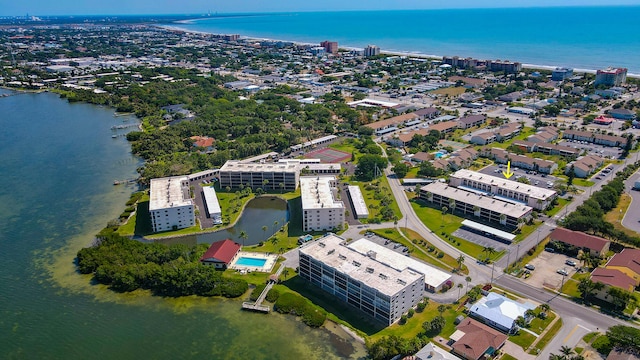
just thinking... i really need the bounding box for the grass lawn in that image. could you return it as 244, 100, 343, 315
117, 193, 150, 236
529, 318, 563, 354
561, 272, 589, 298
573, 178, 595, 187
501, 355, 518, 360
509, 331, 537, 350
431, 87, 466, 96
410, 199, 502, 261
404, 167, 421, 179
546, 198, 570, 217
582, 332, 599, 344
528, 311, 556, 335
329, 138, 362, 161
514, 221, 540, 242
604, 193, 637, 238
349, 175, 402, 223
370, 228, 466, 274
370, 301, 462, 342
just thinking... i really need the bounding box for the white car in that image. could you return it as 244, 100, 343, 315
557, 268, 569, 276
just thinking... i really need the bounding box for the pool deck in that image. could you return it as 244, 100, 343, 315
229, 251, 278, 273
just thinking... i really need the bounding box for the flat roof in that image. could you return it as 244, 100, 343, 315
461, 220, 516, 241
347, 185, 369, 218
451, 169, 557, 200
305, 163, 342, 171
240, 152, 279, 163
290, 135, 338, 150
422, 182, 532, 218
202, 186, 222, 217
219, 160, 299, 173
347, 98, 399, 108
300, 176, 344, 210
348, 238, 451, 289
300, 234, 423, 296
149, 176, 193, 210
188, 169, 219, 180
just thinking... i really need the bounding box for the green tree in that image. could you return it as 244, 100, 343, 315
392, 162, 409, 178
354, 154, 387, 181
606, 325, 640, 353
239, 230, 248, 247
456, 254, 465, 270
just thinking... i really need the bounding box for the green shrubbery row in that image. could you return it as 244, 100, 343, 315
77, 233, 248, 298
274, 292, 327, 327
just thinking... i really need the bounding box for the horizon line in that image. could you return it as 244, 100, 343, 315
3, 4, 640, 18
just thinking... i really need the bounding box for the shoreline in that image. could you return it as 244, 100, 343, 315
159, 23, 640, 78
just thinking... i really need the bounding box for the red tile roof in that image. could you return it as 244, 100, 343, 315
606, 248, 640, 276
550, 228, 610, 253
452, 318, 508, 360
190, 136, 215, 148
200, 239, 241, 264
591, 268, 636, 291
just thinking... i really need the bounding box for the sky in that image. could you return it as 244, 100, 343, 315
1, 0, 640, 16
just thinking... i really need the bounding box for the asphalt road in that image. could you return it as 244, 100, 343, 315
621, 167, 640, 233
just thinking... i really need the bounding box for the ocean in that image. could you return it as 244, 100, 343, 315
172, 6, 640, 74
0, 89, 362, 359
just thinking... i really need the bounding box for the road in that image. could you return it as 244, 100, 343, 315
621, 166, 640, 233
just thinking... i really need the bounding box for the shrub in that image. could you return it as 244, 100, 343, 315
265, 288, 280, 303
274, 293, 307, 315
437, 251, 444, 258
408, 308, 415, 318
249, 284, 266, 301
399, 315, 408, 325
427, 245, 435, 252
592, 335, 613, 355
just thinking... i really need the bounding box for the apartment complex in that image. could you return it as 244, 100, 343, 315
301, 176, 345, 232
364, 45, 380, 57
298, 234, 424, 325
320, 40, 338, 54
449, 169, 557, 210
149, 176, 195, 233
419, 182, 533, 228
595, 67, 627, 86
218, 160, 299, 191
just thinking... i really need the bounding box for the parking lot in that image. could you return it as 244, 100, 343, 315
557, 140, 623, 160
521, 250, 579, 289
478, 165, 560, 190
452, 228, 509, 252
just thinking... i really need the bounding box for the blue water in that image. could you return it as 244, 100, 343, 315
235, 257, 268, 267
174, 6, 640, 73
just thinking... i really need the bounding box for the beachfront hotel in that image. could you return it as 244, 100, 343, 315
298, 234, 424, 325
301, 176, 344, 232
149, 176, 195, 233
218, 160, 300, 191
595, 67, 627, 86
448, 169, 557, 211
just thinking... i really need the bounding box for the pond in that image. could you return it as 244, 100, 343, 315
160, 196, 289, 246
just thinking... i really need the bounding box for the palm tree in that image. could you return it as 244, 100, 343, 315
279, 182, 285, 193
437, 305, 447, 316
465, 276, 472, 293
457, 283, 464, 299
483, 246, 496, 262
273, 220, 279, 232
559, 346, 574, 358
239, 230, 248, 247
441, 206, 448, 225
456, 254, 465, 271
262, 225, 268, 239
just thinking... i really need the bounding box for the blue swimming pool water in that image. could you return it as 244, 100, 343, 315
236, 257, 267, 267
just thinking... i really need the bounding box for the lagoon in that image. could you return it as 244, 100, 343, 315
0, 90, 362, 359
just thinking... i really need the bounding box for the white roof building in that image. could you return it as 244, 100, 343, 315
348, 238, 452, 292
469, 292, 536, 333
347, 185, 369, 219
202, 186, 222, 224
149, 176, 195, 233
301, 176, 344, 232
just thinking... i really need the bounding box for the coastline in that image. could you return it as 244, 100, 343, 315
159, 23, 640, 78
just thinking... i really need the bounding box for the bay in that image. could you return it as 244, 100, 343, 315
0, 89, 363, 359
175, 6, 640, 73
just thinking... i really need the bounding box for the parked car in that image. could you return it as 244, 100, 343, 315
525, 264, 535, 271
545, 247, 555, 253
566, 260, 577, 267
557, 268, 569, 276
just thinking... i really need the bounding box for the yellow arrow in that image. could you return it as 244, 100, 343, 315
502, 161, 514, 179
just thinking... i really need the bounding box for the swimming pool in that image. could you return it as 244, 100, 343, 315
235, 257, 267, 267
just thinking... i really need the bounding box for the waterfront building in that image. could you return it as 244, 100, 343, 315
202, 186, 222, 224
149, 176, 195, 233
301, 176, 344, 232
418, 182, 532, 228
486, 60, 522, 73
551, 67, 573, 81
595, 67, 627, 86
298, 234, 424, 325
320, 40, 338, 54
199, 239, 242, 269
449, 169, 557, 210
218, 160, 299, 191
364, 45, 380, 57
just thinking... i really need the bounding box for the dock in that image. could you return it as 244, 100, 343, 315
241, 264, 285, 313
113, 178, 138, 185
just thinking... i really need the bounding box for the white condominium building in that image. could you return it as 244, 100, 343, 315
149, 176, 195, 233
299, 234, 424, 325
301, 176, 344, 232
218, 160, 299, 192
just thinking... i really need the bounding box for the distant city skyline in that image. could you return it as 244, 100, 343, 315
2, 0, 640, 16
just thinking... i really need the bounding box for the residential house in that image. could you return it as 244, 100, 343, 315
480, 148, 557, 174
365, 113, 420, 134
199, 239, 242, 269
468, 292, 536, 334
411, 151, 434, 163
566, 155, 604, 178
549, 227, 610, 257
512, 140, 579, 157
415, 342, 460, 360
606, 348, 640, 360
429, 120, 459, 134
470, 131, 496, 145
457, 114, 486, 129
494, 122, 522, 142
450, 318, 508, 360
593, 115, 615, 125
498, 91, 523, 102
562, 129, 629, 148
590, 267, 636, 303
608, 108, 637, 120
528, 126, 559, 143
447, 148, 478, 170
604, 248, 640, 286
414, 107, 441, 120
386, 128, 429, 148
